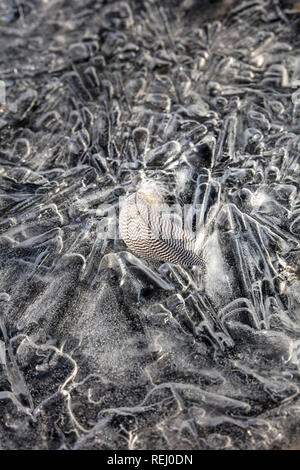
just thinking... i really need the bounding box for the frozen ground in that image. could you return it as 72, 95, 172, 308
0, 0, 299, 450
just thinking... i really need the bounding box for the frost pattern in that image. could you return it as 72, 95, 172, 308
0, 0, 299, 450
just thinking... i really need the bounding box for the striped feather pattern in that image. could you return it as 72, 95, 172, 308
119, 189, 205, 266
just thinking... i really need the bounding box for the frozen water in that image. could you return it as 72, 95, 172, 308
0, 0, 299, 450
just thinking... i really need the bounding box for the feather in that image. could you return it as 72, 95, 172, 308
119, 187, 205, 266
